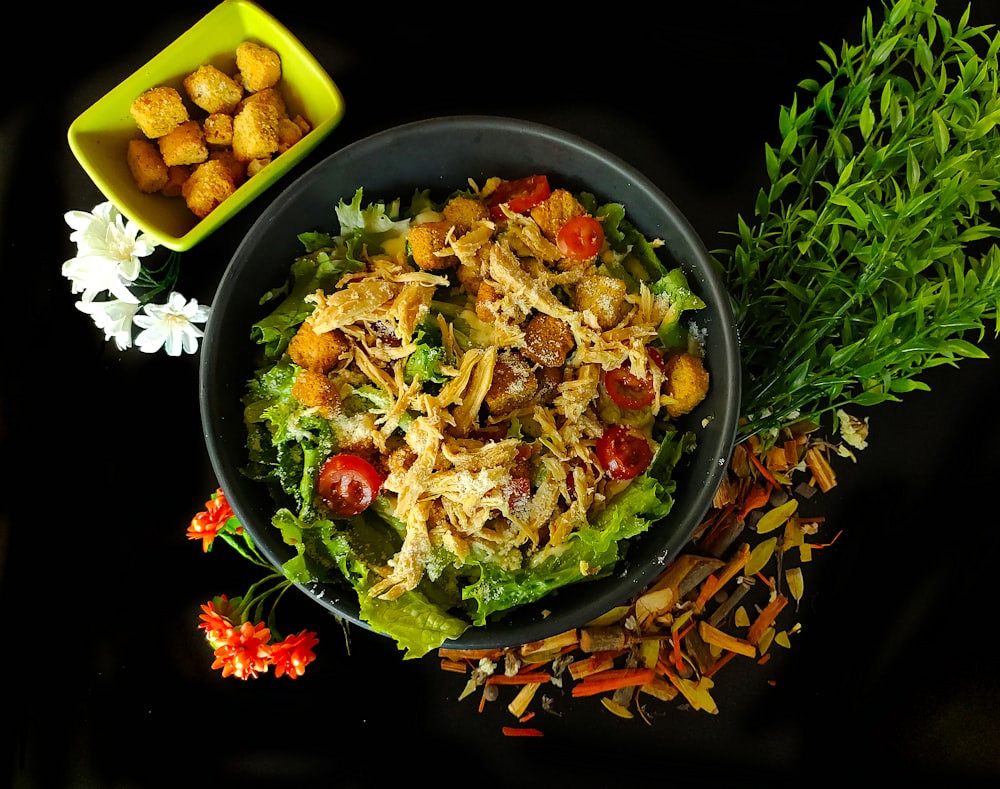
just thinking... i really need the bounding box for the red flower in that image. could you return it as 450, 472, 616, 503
187, 488, 239, 552
211, 621, 273, 680
198, 596, 237, 643
270, 630, 320, 679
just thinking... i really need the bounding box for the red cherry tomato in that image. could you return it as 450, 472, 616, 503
604, 365, 655, 410
596, 425, 653, 480
557, 215, 604, 260
487, 175, 551, 221
648, 347, 665, 370
317, 454, 383, 517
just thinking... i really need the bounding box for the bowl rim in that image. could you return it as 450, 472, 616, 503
200, 114, 741, 649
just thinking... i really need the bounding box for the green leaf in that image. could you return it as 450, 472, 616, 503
860, 95, 876, 140
887, 0, 911, 28
872, 33, 902, 65
764, 141, 781, 182
906, 148, 922, 193
779, 125, 799, 160
828, 193, 870, 228
944, 338, 990, 359
915, 34, 935, 73
889, 377, 931, 393
931, 108, 950, 155
970, 107, 1000, 140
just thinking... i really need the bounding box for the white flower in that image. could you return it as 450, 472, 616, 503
62, 254, 142, 304
62, 202, 156, 304
75, 299, 140, 350
65, 202, 156, 269
133, 291, 211, 356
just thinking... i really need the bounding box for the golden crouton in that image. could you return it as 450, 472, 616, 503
209, 149, 246, 187
485, 350, 538, 414
522, 313, 575, 367
157, 120, 209, 167
535, 365, 564, 403
246, 157, 271, 177
385, 445, 416, 478
238, 86, 287, 118
291, 368, 340, 415
236, 41, 282, 92
181, 158, 236, 218
126, 138, 169, 193
276, 116, 304, 153
475, 280, 502, 322
408, 221, 457, 270
288, 325, 349, 373
442, 196, 489, 233
160, 165, 192, 197
530, 188, 586, 240
202, 113, 235, 147
130, 86, 189, 138
455, 259, 484, 298
662, 352, 710, 417
232, 100, 280, 161
575, 274, 628, 330
183, 64, 244, 114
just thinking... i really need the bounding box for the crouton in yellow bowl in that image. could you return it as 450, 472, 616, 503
67, 0, 345, 251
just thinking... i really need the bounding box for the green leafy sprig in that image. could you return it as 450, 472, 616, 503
132, 250, 182, 306
718, 0, 1000, 441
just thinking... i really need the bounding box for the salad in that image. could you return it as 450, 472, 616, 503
241, 175, 711, 657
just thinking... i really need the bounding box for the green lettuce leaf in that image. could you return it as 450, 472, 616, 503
651, 269, 707, 348
335, 187, 412, 265
359, 586, 470, 659
250, 250, 363, 359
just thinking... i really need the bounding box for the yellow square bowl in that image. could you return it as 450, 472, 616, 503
67, 0, 345, 251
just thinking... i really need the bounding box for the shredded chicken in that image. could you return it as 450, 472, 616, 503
289, 177, 710, 600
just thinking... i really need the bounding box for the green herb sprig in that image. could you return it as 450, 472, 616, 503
717, 0, 1000, 441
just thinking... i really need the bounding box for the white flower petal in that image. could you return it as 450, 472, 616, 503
61, 255, 141, 304
75, 299, 139, 350
133, 291, 210, 356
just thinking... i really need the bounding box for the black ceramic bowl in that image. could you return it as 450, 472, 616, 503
200, 115, 741, 649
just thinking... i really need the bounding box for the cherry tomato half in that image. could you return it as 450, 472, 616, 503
648, 347, 665, 370
487, 175, 551, 221
557, 215, 605, 260
317, 454, 383, 517
604, 365, 655, 410
596, 425, 653, 480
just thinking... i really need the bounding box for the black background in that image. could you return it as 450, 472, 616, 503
3, 1, 1000, 786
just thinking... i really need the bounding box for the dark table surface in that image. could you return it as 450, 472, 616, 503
4, 1, 1000, 786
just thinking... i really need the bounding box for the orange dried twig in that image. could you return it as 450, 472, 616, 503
737, 484, 772, 521
439, 658, 467, 673
502, 727, 544, 737
507, 682, 542, 717
571, 668, 656, 697
747, 446, 782, 491
747, 594, 788, 645
805, 447, 837, 492
701, 650, 738, 679
568, 652, 618, 680
519, 629, 578, 657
